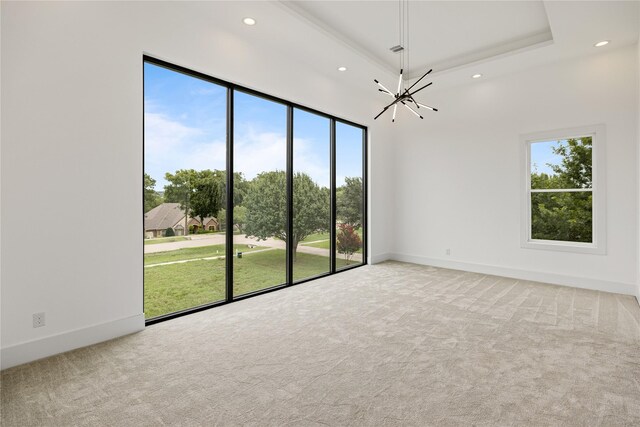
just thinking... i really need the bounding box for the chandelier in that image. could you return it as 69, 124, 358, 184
374, 0, 438, 122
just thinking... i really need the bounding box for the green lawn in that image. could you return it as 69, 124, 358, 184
304, 239, 363, 255
144, 249, 352, 319
301, 232, 330, 243
303, 240, 330, 249
301, 228, 363, 247
145, 244, 264, 265
144, 236, 188, 245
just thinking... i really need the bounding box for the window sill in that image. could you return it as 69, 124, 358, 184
522, 239, 606, 255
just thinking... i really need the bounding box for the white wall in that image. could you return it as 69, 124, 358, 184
393, 45, 639, 295
0, 2, 395, 369
637, 37, 640, 302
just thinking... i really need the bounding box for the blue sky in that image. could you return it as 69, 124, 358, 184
144, 62, 363, 191
530, 140, 565, 175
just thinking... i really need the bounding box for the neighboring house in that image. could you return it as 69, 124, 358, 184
203, 217, 220, 231
144, 203, 220, 238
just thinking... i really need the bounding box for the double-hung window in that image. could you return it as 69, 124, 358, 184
521, 125, 605, 254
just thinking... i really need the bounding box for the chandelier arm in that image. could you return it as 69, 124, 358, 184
392, 104, 398, 122
396, 69, 403, 96
406, 94, 420, 108
408, 81, 433, 97
380, 95, 406, 112
401, 101, 423, 119
374, 93, 406, 120
374, 79, 395, 96
378, 89, 394, 97
406, 69, 432, 93
417, 102, 438, 112
374, 107, 389, 120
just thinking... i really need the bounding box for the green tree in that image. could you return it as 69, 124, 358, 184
165, 169, 226, 235
144, 173, 163, 213
337, 223, 362, 264
243, 171, 329, 261
217, 206, 247, 233
164, 169, 198, 235
190, 170, 224, 231
530, 137, 592, 242
164, 227, 175, 237
337, 177, 363, 227
209, 171, 248, 208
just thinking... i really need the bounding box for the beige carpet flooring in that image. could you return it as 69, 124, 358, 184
2, 261, 640, 426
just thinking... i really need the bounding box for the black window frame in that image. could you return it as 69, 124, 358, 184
143, 55, 368, 325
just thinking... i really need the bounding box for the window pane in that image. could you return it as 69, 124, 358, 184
233, 92, 287, 296
143, 62, 227, 319
531, 137, 592, 189
292, 109, 331, 281
531, 191, 592, 243
335, 122, 364, 269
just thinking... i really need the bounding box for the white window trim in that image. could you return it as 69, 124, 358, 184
520, 124, 606, 255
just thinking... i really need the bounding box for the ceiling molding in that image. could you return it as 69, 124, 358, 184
276, 0, 398, 78
421, 30, 554, 80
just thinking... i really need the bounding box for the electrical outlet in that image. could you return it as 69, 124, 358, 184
446, 249, 451, 256
33, 312, 45, 328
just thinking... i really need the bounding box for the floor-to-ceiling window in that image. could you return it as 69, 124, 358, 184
292, 108, 331, 281
233, 91, 287, 296
143, 60, 227, 319
143, 57, 367, 323
335, 122, 365, 270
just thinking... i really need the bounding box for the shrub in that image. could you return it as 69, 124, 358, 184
336, 223, 362, 264
164, 227, 175, 237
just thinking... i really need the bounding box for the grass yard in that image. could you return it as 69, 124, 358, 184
144, 236, 189, 245
145, 244, 265, 265
301, 232, 330, 243
304, 239, 363, 255
303, 240, 330, 249
144, 249, 352, 319
301, 228, 363, 247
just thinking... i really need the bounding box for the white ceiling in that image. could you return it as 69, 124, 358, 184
281, 1, 553, 78
196, 1, 639, 101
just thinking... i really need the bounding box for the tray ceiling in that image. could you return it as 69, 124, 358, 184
281, 1, 553, 78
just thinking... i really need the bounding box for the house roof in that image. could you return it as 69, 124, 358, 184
145, 203, 219, 231
144, 203, 185, 231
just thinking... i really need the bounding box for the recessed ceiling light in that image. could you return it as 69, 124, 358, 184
337, 66, 347, 72
594, 40, 609, 47
243, 17, 256, 26
472, 73, 482, 79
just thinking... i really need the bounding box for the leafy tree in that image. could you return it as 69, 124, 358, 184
190, 170, 224, 232
165, 169, 225, 235
164, 169, 198, 234
207, 171, 248, 208
336, 223, 362, 264
164, 227, 175, 237
144, 173, 163, 213
233, 206, 248, 233
530, 137, 592, 242
243, 171, 329, 261
337, 177, 363, 227
217, 208, 227, 231
217, 206, 247, 232
232, 172, 250, 208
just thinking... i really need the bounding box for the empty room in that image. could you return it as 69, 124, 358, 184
2, 0, 639, 425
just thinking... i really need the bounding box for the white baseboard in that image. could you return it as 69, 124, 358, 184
1, 313, 145, 370
389, 253, 638, 296
370, 252, 393, 264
